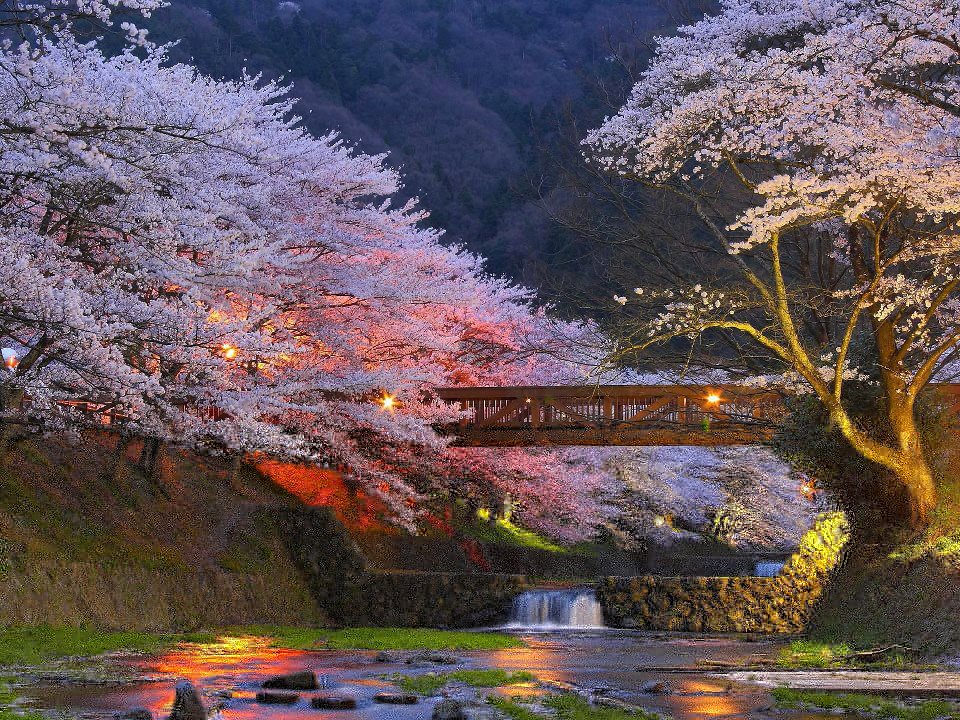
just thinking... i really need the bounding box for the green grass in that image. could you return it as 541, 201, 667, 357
772, 688, 960, 719
450, 669, 535, 687
0, 625, 522, 666
776, 640, 918, 670
467, 512, 565, 552
227, 625, 523, 651
0, 710, 45, 720
776, 640, 853, 668
488, 695, 665, 720
544, 694, 662, 720
0, 627, 216, 666
393, 669, 535, 695
488, 697, 550, 720
0, 676, 50, 720
393, 673, 448, 695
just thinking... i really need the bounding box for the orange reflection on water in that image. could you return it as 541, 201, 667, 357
130, 635, 308, 717
483, 641, 571, 685
139, 635, 302, 682
665, 678, 755, 718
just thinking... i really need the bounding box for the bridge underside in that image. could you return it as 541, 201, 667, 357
441, 425, 773, 447
437, 385, 782, 447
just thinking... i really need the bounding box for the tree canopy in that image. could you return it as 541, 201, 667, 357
586, 0, 960, 526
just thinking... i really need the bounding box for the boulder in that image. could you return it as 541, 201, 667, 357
168, 681, 205, 720
115, 709, 153, 720
373, 692, 419, 705
374, 651, 400, 663
463, 707, 503, 720
407, 651, 460, 665
262, 671, 318, 690
255, 692, 300, 705
310, 695, 357, 710
641, 680, 669, 694
432, 698, 465, 720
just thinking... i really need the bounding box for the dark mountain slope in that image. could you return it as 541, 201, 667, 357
147, 0, 669, 282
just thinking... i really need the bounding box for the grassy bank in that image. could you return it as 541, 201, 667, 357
772, 688, 960, 720
490, 695, 661, 720
234, 625, 523, 651
0, 626, 523, 666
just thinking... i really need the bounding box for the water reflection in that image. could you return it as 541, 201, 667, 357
22, 632, 839, 720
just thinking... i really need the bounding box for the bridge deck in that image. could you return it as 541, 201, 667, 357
437, 384, 960, 447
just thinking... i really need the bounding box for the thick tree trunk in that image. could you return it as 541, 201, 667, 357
108, 434, 134, 487
892, 455, 937, 528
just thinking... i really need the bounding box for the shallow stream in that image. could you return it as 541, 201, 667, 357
20, 631, 839, 720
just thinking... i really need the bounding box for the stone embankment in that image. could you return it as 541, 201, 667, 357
280, 507, 527, 628
597, 513, 849, 633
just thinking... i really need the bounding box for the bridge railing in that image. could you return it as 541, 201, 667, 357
436, 383, 960, 446
435, 385, 786, 446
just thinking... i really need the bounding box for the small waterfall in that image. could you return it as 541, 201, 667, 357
753, 561, 785, 577
507, 588, 605, 629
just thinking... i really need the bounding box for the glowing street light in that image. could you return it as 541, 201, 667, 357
705, 392, 721, 405
1, 348, 18, 371
221, 343, 238, 360
380, 393, 396, 411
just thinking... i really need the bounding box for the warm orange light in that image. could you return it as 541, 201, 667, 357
380, 393, 395, 411
4, 355, 18, 370
221, 343, 237, 360
706, 392, 721, 405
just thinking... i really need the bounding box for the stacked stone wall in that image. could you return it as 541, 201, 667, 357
597, 513, 849, 633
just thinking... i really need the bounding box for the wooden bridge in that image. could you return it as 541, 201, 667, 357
436, 384, 960, 447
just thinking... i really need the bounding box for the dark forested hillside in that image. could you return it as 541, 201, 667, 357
147, 0, 673, 287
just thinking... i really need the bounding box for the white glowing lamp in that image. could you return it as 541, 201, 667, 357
380, 393, 396, 411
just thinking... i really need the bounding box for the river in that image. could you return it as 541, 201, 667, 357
21, 631, 838, 719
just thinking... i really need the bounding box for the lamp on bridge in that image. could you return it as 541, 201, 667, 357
1, 348, 18, 371
705, 392, 722, 405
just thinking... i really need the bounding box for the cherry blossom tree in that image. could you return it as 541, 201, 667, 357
586, 0, 960, 527
0, 1, 611, 537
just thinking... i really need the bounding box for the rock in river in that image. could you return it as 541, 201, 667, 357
432, 698, 465, 719
256, 691, 300, 705
262, 671, 319, 690
168, 681, 205, 720
311, 695, 357, 710
407, 651, 460, 665
373, 692, 419, 705
115, 709, 152, 720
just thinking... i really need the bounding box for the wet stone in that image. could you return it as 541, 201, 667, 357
432, 698, 465, 719
168, 681, 205, 720
374, 651, 400, 663
373, 691, 419, 704
310, 694, 357, 710
262, 671, 318, 690
256, 691, 300, 705
641, 680, 669, 694
462, 707, 503, 720
114, 708, 152, 720
407, 651, 460, 665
